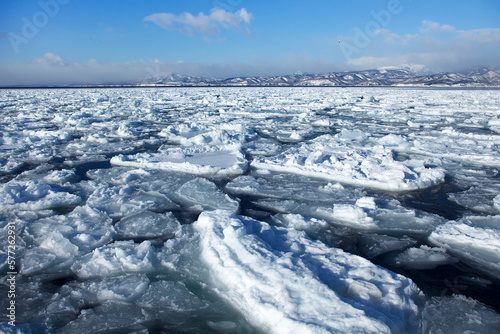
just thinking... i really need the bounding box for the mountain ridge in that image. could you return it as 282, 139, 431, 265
2, 68, 499, 88
138, 68, 500, 88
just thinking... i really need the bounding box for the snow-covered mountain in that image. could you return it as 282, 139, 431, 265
396, 68, 500, 87
139, 68, 500, 87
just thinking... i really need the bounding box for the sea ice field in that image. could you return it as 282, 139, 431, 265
1, 87, 500, 333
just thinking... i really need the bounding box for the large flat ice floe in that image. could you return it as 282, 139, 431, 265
194, 210, 421, 334
428, 215, 500, 278
252, 134, 445, 192
111, 145, 247, 177
175, 177, 240, 213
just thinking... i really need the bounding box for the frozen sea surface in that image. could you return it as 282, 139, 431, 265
1, 87, 500, 333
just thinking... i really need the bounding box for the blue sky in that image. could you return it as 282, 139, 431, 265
1, 0, 499, 85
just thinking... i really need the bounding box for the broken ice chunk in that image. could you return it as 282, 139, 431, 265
43, 169, 78, 184
60, 301, 152, 334
71, 241, 157, 279
25, 205, 115, 255
115, 211, 181, 239
335, 129, 369, 142
359, 234, 418, 259
72, 274, 150, 304
271, 213, 330, 234
194, 210, 421, 334
111, 145, 247, 177
176, 178, 239, 213
86, 185, 178, 218
21, 248, 59, 276
244, 140, 281, 156
39, 231, 79, 258
252, 135, 445, 192
428, 215, 500, 278
45, 274, 151, 319
136, 280, 209, 312
318, 196, 444, 235
86, 167, 193, 199
448, 186, 500, 215
159, 122, 252, 147
391, 245, 458, 270
494, 194, 500, 213
226, 173, 363, 203
0, 179, 81, 212
0, 159, 25, 176
421, 295, 500, 334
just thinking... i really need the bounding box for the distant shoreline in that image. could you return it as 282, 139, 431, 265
2, 85, 500, 90
3, 68, 499, 89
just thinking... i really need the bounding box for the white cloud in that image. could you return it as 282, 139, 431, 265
340, 20, 500, 72
236, 8, 252, 24
459, 28, 500, 43
346, 55, 417, 71
420, 20, 455, 34
32, 53, 67, 66
377, 20, 456, 47
144, 7, 253, 36
373, 28, 409, 46
347, 44, 500, 73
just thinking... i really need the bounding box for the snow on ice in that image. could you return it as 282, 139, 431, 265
428, 215, 500, 278
111, 144, 248, 177
195, 210, 421, 334
252, 133, 445, 192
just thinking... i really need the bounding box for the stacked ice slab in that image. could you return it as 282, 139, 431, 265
195, 210, 421, 333
252, 131, 445, 192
